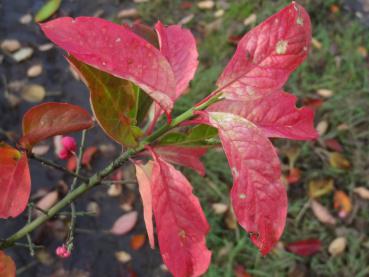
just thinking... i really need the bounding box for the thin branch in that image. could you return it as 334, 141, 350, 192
0, 94, 221, 250
66, 129, 87, 251
29, 153, 89, 182
26, 204, 35, 256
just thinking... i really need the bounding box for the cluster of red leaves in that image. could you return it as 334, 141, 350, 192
0, 2, 318, 277
0, 103, 93, 219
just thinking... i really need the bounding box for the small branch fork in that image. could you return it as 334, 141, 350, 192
0, 92, 222, 250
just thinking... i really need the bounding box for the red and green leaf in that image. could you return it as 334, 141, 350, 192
216, 2, 311, 100
0, 251, 16, 277
153, 146, 207, 176
150, 149, 211, 277
40, 17, 176, 120
195, 111, 287, 255
20, 102, 93, 149
134, 161, 155, 248
68, 56, 139, 147
210, 91, 318, 140
0, 144, 31, 219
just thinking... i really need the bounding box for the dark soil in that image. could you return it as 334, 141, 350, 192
0, 1, 167, 276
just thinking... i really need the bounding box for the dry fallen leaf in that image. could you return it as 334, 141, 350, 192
130, 234, 146, 250
31, 144, 50, 156
308, 178, 334, 198
243, 13, 257, 26
316, 120, 328, 136
115, 251, 131, 263
357, 46, 368, 58
20, 84, 46, 103
329, 152, 351, 170
211, 203, 228, 215
1, 39, 21, 52
214, 9, 225, 18
19, 14, 32, 24
35, 190, 59, 216
117, 8, 138, 18
110, 211, 138, 235
86, 201, 100, 217
197, 0, 215, 10
39, 43, 54, 51
12, 47, 33, 62
334, 190, 352, 218
312, 38, 322, 49
178, 14, 194, 25
353, 186, 369, 200
27, 64, 43, 78
328, 237, 347, 256
225, 208, 237, 230
310, 200, 336, 225
107, 184, 123, 197
317, 89, 333, 98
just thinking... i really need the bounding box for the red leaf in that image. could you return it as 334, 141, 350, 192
0, 144, 31, 219
153, 146, 207, 176
210, 91, 318, 140
0, 250, 16, 277
20, 102, 93, 149
82, 146, 98, 167
155, 21, 198, 96
216, 3, 310, 101
110, 211, 138, 235
286, 239, 322, 256
134, 161, 155, 249
195, 111, 287, 255
40, 17, 176, 120
324, 139, 343, 152
149, 21, 199, 132
150, 149, 211, 277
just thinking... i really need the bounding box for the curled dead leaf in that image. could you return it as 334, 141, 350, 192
308, 178, 334, 198
334, 190, 352, 218
329, 152, 350, 170
310, 200, 336, 225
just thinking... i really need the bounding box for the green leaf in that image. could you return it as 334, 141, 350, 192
130, 85, 153, 126
35, 0, 62, 22
158, 125, 219, 147
68, 56, 140, 147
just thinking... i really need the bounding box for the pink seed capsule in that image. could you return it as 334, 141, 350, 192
58, 136, 77, 160
56, 244, 71, 259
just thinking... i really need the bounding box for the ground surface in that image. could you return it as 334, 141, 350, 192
1, 0, 369, 276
